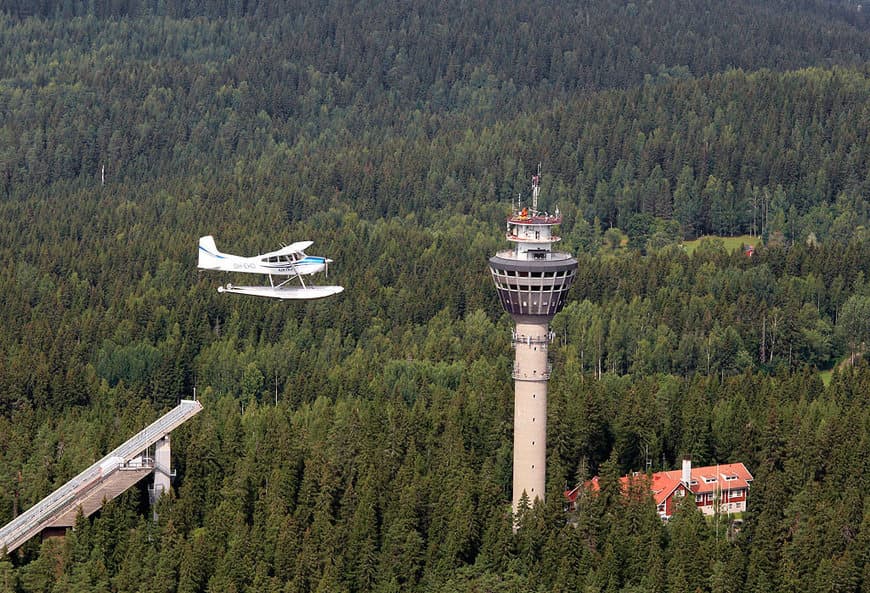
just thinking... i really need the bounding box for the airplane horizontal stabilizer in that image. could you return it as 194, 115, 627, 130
217, 285, 344, 300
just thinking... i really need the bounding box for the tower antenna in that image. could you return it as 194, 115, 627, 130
531, 163, 541, 215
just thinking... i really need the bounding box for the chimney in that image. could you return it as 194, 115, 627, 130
681, 457, 692, 486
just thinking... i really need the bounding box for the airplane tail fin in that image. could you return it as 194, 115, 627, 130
198, 235, 224, 270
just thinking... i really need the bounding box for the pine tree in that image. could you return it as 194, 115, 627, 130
665, 494, 711, 593
0, 559, 15, 593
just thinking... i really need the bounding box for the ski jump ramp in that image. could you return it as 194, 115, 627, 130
0, 399, 202, 554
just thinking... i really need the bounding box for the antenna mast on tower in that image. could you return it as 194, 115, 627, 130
531, 163, 541, 214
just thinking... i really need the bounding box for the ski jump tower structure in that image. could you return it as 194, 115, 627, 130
0, 400, 202, 554
489, 170, 577, 516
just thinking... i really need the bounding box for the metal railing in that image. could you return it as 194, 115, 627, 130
511, 330, 554, 347
512, 363, 552, 381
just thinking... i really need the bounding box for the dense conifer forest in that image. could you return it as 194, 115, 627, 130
1, 1, 869, 591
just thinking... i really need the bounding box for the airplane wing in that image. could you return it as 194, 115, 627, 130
217, 284, 344, 300
270, 241, 314, 256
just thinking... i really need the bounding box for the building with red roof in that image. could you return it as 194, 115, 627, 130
565, 459, 753, 520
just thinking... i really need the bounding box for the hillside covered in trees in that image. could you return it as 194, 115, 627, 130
1, 1, 870, 592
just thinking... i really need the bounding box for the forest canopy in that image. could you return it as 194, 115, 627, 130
0, 1, 869, 592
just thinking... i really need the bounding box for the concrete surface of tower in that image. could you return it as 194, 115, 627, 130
489, 167, 578, 517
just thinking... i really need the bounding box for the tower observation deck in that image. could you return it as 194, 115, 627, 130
489, 170, 577, 517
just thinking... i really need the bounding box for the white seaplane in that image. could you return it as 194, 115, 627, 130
198, 235, 344, 300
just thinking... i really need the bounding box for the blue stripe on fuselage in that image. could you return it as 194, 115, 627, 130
259, 257, 325, 270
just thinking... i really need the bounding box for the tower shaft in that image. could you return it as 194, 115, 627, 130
512, 318, 550, 511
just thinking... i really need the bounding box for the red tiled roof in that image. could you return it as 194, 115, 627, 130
565, 462, 753, 505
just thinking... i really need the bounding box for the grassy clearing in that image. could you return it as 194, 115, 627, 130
820, 352, 866, 386
681, 235, 758, 255
819, 369, 833, 386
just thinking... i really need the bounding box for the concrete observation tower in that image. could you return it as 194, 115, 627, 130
489, 169, 577, 516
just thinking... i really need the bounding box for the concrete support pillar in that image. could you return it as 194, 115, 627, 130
512, 318, 550, 516
151, 435, 171, 505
